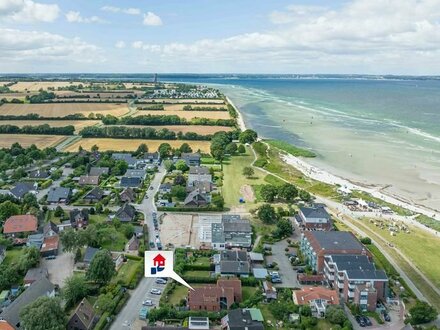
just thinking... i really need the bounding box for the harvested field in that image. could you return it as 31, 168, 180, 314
0, 103, 129, 117
0, 134, 67, 148
0, 92, 36, 100
133, 110, 231, 120
123, 82, 156, 89
0, 120, 100, 133
107, 125, 232, 134
142, 98, 225, 104
160, 213, 198, 248
11, 81, 88, 91
64, 138, 211, 152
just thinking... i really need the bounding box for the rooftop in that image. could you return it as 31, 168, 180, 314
293, 286, 339, 305
304, 231, 365, 252
3, 215, 38, 234
189, 166, 210, 175
299, 205, 330, 220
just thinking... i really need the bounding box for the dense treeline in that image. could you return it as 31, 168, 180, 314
28, 91, 56, 103
0, 124, 75, 135
101, 114, 236, 127
137, 104, 164, 110
79, 126, 211, 140
0, 113, 93, 120
0, 143, 58, 173
0, 98, 25, 104
182, 105, 227, 111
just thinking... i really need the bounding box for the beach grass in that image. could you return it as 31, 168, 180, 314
266, 139, 316, 158
415, 214, 440, 232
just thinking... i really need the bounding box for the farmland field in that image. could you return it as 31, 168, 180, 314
107, 125, 232, 134
10, 81, 89, 91
0, 120, 100, 133
0, 103, 129, 117
64, 138, 211, 152
0, 134, 67, 148
0, 92, 37, 100
133, 110, 231, 120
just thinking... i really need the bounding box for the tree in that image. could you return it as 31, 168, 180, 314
360, 237, 372, 245
95, 292, 115, 314
260, 185, 278, 202
91, 144, 99, 152
163, 159, 175, 172
274, 218, 293, 238
239, 129, 258, 144
173, 175, 186, 186
54, 205, 64, 217
17, 247, 40, 272
20, 296, 66, 330
408, 301, 438, 325
225, 142, 237, 155
325, 305, 348, 326
211, 194, 225, 209
63, 275, 89, 308
74, 248, 82, 263
171, 185, 187, 201
86, 250, 115, 285
60, 229, 80, 253
299, 189, 312, 202
278, 184, 298, 202
242, 166, 254, 178
136, 143, 148, 155
257, 204, 278, 224
175, 159, 189, 172
238, 144, 246, 153
179, 143, 192, 153
158, 143, 172, 158
0, 200, 20, 223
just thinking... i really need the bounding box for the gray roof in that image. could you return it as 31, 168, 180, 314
89, 167, 109, 176
182, 153, 201, 161
223, 219, 251, 233
24, 267, 48, 282
211, 223, 225, 243
252, 268, 268, 279
184, 189, 208, 205
220, 260, 250, 274
84, 187, 104, 200
345, 268, 388, 281
10, 182, 36, 199
112, 153, 137, 165
226, 309, 264, 330
84, 246, 99, 264
28, 169, 49, 179
300, 205, 330, 220
327, 255, 388, 281
221, 250, 248, 262
115, 203, 137, 221
248, 252, 264, 262
309, 231, 364, 251
144, 152, 160, 160
160, 182, 172, 190
124, 169, 146, 179
0, 277, 54, 328
47, 187, 71, 203
222, 214, 241, 222
120, 177, 142, 187
189, 166, 210, 175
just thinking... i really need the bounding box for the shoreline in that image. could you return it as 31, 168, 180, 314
228, 94, 440, 222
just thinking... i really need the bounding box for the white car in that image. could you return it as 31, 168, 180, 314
142, 299, 154, 306
150, 288, 161, 295
155, 278, 167, 284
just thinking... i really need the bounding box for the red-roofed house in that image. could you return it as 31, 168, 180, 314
3, 215, 38, 236
40, 236, 59, 257
293, 287, 339, 318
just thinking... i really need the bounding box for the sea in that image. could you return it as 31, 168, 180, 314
4, 74, 440, 210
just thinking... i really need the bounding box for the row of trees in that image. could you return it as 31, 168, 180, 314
27, 91, 56, 103
0, 124, 75, 135
0, 143, 57, 173
137, 104, 164, 110
101, 114, 236, 127
259, 183, 312, 203
0, 113, 90, 120
182, 105, 227, 111
79, 126, 212, 141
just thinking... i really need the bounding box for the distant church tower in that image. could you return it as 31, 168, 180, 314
153, 73, 158, 83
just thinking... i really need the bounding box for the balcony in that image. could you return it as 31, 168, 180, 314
348, 291, 355, 298
360, 299, 368, 305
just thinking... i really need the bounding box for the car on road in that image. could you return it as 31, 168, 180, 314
150, 186, 154, 190
155, 278, 167, 284
150, 288, 161, 295
142, 299, 154, 306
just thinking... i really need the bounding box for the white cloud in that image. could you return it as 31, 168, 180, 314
115, 41, 126, 49
0, 0, 59, 23
101, 6, 141, 15
65, 11, 106, 24
143, 12, 162, 26
0, 28, 104, 64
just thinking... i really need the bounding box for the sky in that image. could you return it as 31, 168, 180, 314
0, 0, 440, 74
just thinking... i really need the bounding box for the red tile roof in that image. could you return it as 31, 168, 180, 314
40, 236, 59, 252
293, 286, 339, 305
3, 215, 38, 234
0, 320, 15, 330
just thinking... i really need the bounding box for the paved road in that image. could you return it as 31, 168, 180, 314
110, 164, 166, 330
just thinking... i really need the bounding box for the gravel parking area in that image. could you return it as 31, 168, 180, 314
271, 240, 299, 288
41, 247, 74, 287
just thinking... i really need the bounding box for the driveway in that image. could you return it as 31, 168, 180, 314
41, 246, 74, 288
271, 240, 299, 288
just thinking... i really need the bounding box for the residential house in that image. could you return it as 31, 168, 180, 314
119, 188, 136, 203
10, 182, 38, 200
216, 250, 250, 277
3, 215, 38, 236
83, 247, 99, 266
221, 309, 264, 330
70, 209, 89, 229
24, 267, 48, 285
263, 281, 277, 300
182, 153, 201, 166
125, 235, 140, 254
78, 175, 100, 186
89, 167, 109, 177
28, 169, 50, 180
143, 152, 161, 165
67, 298, 97, 330
42, 221, 59, 238
0, 320, 14, 330
159, 182, 172, 194
133, 226, 143, 238
187, 166, 212, 186
83, 187, 104, 203
0, 277, 55, 329
188, 279, 242, 311
46, 187, 71, 204
40, 236, 59, 257
186, 181, 213, 194
112, 153, 137, 168
0, 245, 6, 265
293, 287, 339, 318
184, 189, 209, 207
120, 177, 142, 188
324, 254, 388, 311
26, 234, 44, 249
115, 203, 137, 222
300, 231, 370, 272
296, 205, 332, 231
124, 169, 146, 180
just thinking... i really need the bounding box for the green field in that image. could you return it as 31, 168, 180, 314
112, 259, 143, 287
3, 248, 26, 266
266, 139, 316, 158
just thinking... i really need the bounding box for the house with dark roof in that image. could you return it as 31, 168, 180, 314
182, 153, 201, 166
124, 169, 146, 179
112, 153, 137, 168
43, 221, 59, 238
0, 277, 55, 329
159, 182, 172, 194
67, 298, 98, 330
215, 250, 250, 277
115, 203, 137, 222
0, 245, 6, 265
28, 169, 50, 180
300, 231, 371, 272
186, 181, 213, 194
9, 182, 38, 200
26, 233, 44, 249
78, 175, 100, 186
89, 167, 109, 176
83, 247, 100, 266
184, 189, 209, 207
83, 187, 104, 203
143, 152, 160, 165
69, 209, 89, 229
24, 267, 49, 285
3, 215, 38, 236
296, 205, 332, 231
188, 166, 212, 186
120, 177, 142, 188
119, 187, 136, 203
47, 187, 71, 204
211, 216, 252, 250
125, 235, 140, 254
221, 309, 264, 330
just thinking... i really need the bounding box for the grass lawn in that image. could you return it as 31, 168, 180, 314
183, 270, 211, 277
112, 259, 143, 286
167, 285, 189, 306
46, 209, 69, 224
89, 214, 109, 224
3, 247, 26, 266
99, 228, 127, 251
242, 286, 259, 301
222, 147, 266, 208
192, 257, 211, 267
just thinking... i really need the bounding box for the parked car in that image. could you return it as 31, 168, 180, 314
271, 277, 282, 283
355, 315, 366, 327
149, 242, 155, 248
157, 243, 163, 250
155, 278, 167, 284
150, 288, 161, 295
362, 316, 372, 326
383, 312, 391, 322
142, 299, 154, 306
45, 255, 56, 260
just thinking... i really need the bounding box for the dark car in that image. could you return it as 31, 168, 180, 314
355, 316, 366, 327
383, 313, 391, 322
362, 316, 372, 326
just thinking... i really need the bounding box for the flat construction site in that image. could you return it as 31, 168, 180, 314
160, 213, 199, 248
